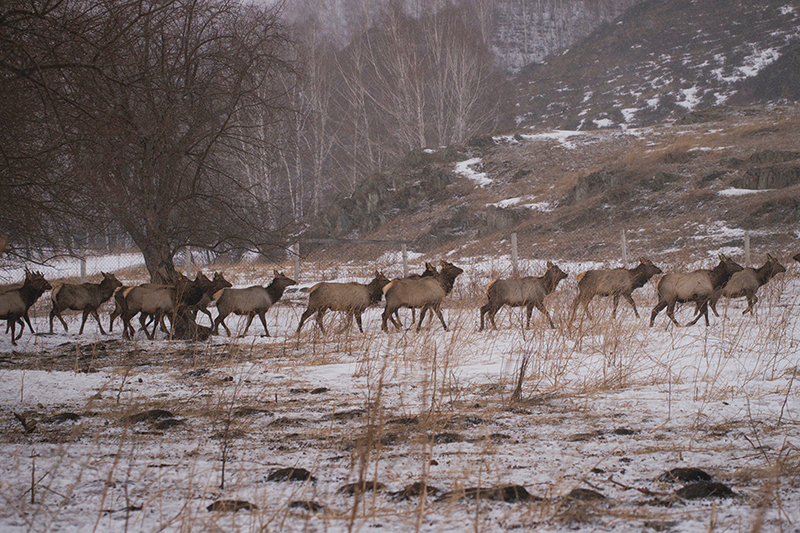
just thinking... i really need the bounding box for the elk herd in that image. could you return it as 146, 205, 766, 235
1, 252, 798, 345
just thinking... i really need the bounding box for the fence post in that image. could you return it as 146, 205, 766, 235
401, 243, 409, 278
621, 230, 628, 268
511, 232, 519, 276
80, 256, 87, 283
293, 242, 300, 282
185, 247, 193, 278
744, 232, 750, 265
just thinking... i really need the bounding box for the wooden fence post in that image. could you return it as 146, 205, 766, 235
185, 247, 192, 278
80, 256, 87, 284
744, 232, 750, 265
402, 243, 409, 278
511, 232, 519, 276
621, 230, 628, 268
293, 242, 300, 282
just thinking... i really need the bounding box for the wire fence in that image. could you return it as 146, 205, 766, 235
0, 229, 765, 288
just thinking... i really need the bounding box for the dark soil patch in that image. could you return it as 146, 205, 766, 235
338, 481, 385, 495
440, 484, 538, 503
565, 488, 606, 502
674, 482, 735, 500
206, 500, 257, 512
657, 467, 713, 483
125, 409, 174, 424
43, 412, 81, 424
289, 500, 324, 512
433, 432, 464, 444
392, 482, 442, 501
267, 467, 316, 482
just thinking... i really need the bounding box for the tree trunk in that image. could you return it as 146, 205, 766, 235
135, 237, 211, 341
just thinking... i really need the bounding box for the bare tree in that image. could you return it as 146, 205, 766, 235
1, 0, 297, 279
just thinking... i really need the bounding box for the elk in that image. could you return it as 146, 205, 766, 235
111, 271, 220, 334
119, 275, 203, 340
709, 253, 786, 315
392, 262, 437, 326
187, 272, 232, 323
297, 272, 390, 333
382, 261, 464, 332
570, 258, 662, 320
213, 271, 296, 337
0, 271, 52, 345
49, 272, 122, 335
480, 261, 568, 331
649, 254, 743, 327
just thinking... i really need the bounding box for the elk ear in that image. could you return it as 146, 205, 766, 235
273, 269, 279, 276
546, 261, 554, 268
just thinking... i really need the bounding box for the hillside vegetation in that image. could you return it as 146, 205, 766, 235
307, 0, 800, 263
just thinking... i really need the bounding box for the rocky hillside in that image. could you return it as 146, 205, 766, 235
305, 0, 800, 264
307, 105, 800, 263
491, 0, 642, 71
514, 0, 800, 129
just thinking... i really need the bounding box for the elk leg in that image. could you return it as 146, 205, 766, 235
650, 301, 666, 327
744, 293, 757, 314
489, 305, 500, 330
79, 309, 91, 335
355, 313, 363, 333
241, 313, 255, 336
624, 294, 639, 318
297, 307, 314, 333
536, 303, 556, 329
665, 301, 682, 327
258, 311, 270, 337
432, 305, 447, 331
417, 306, 428, 331
316, 309, 326, 334
90, 308, 107, 335
611, 295, 620, 318
381, 308, 391, 332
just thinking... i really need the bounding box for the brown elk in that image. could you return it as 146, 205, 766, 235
392, 262, 437, 327
49, 272, 122, 335
119, 274, 203, 340
709, 253, 786, 315
186, 272, 232, 323
570, 258, 662, 320
382, 261, 463, 332
213, 271, 296, 337
0, 271, 52, 345
480, 261, 568, 331
650, 254, 743, 327
297, 272, 390, 333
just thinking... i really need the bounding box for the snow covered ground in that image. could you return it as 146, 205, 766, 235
1, 258, 798, 532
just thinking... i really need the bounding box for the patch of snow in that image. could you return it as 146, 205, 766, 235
718, 187, 772, 196
780, 5, 795, 15
520, 202, 553, 212
520, 130, 586, 149
593, 118, 614, 129
455, 158, 492, 187
491, 197, 522, 208
676, 86, 701, 111
621, 108, 639, 123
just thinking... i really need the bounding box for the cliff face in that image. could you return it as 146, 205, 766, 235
492, 0, 642, 71
513, 0, 800, 129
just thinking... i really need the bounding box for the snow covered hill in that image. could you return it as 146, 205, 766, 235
514, 0, 800, 129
